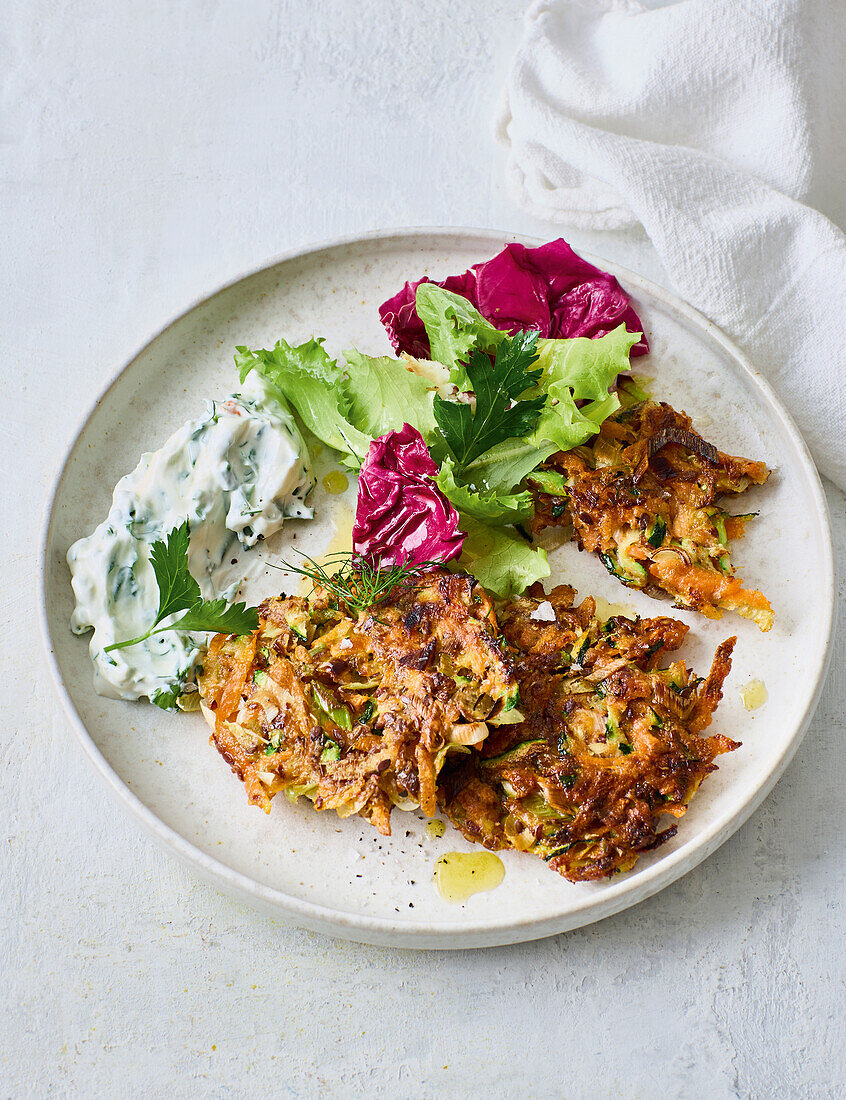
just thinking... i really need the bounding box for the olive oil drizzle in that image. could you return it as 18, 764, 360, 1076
433, 852, 505, 903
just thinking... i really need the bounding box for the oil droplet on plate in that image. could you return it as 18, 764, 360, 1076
322, 471, 349, 495
740, 678, 767, 710
294, 513, 355, 596
433, 852, 505, 903
426, 819, 446, 839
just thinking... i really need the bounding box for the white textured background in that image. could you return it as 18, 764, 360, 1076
2, 2, 844, 1096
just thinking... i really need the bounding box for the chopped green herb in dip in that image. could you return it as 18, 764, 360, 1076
67, 377, 315, 704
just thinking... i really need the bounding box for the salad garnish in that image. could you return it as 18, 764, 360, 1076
235, 336, 371, 466
236, 291, 640, 595
278, 552, 444, 616
104, 521, 258, 653
432, 330, 545, 467
352, 425, 465, 566
379, 238, 649, 359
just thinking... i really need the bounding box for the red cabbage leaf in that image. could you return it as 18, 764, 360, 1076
352, 424, 465, 567
379, 238, 648, 360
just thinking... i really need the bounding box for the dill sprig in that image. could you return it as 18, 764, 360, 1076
277, 552, 441, 615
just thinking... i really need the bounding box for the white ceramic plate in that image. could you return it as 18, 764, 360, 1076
40, 229, 834, 948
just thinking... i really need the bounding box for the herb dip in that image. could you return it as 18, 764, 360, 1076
68, 377, 314, 706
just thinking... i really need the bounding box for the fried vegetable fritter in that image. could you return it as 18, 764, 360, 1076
439, 583, 738, 881
199, 567, 739, 881
197, 569, 518, 835
531, 399, 773, 630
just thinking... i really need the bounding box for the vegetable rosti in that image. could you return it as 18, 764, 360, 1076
439, 582, 738, 881
197, 568, 518, 835
531, 399, 773, 630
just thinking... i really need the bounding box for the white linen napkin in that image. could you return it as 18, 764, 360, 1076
497, 0, 846, 488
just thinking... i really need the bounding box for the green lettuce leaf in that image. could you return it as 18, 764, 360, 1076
415, 284, 503, 387
454, 515, 549, 597
459, 401, 609, 496
436, 458, 534, 525
342, 348, 441, 441
235, 338, 371, 467
459, 394, 608, 496
537, 324, 639, 402
461, 437, 559, 496
459, 326, 639, 494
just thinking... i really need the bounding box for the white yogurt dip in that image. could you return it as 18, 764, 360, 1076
68, 377, 314, 705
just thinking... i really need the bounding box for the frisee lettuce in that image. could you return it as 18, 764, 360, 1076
537, 325, 639, 404
436, 458, 534, 525
235, 338, 371, 467
454, 515, 549, 597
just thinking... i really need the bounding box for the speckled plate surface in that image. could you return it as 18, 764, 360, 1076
40, 229, 834, 948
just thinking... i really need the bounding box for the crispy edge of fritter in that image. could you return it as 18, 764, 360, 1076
438, 584, 739, 881
532, 400, 773, 630
197, 568, 518, 834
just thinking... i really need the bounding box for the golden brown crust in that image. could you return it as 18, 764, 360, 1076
199, 569, 740, 883
439, 585, 738, 881
532, 400, 773, 630
197, 568, 518, 834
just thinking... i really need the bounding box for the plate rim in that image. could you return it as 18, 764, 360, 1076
39, 226, 836, 948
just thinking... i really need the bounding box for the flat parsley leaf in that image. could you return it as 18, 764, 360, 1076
433, 331, 546, 468
173, 597, 258, 636
104, 521, 258, 652
149, 519, 201, 621
151, 686, 182, 711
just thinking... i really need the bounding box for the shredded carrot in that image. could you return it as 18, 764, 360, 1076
215, 632, 257, 735
416, 743, 437, 818
648, 557, 772, 629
